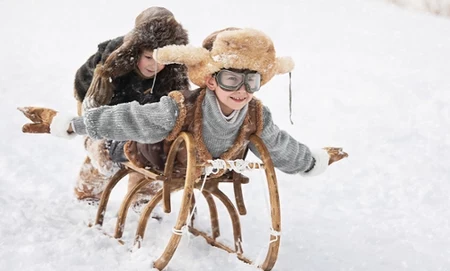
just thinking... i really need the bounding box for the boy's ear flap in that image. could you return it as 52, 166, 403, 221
101, 40, 138, 78
154, 45, 210, 66
275, 56, 295, 74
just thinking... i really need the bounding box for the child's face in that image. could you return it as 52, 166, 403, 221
137, 49, 165, 78
206, 72, 255, 116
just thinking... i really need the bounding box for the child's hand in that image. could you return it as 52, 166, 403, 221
323, 147, 348, 165
18, 107, 57, 133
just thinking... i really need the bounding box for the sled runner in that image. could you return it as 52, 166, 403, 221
94, 131, 281, 270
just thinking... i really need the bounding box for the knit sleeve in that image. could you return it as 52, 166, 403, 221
248, 106, 321, 175
71, 96, 179, 144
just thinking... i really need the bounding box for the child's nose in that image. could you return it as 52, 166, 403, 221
237, 84, 247, 92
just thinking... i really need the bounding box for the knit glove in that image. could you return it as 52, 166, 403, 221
324, 147, 348, 165
301, 147, 348, 177
18, 107, 76, 139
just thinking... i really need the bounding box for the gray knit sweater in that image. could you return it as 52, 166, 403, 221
72, 90, 315, 174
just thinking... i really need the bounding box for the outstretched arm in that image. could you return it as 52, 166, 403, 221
19, 95, 179, 144
18, 107, 75, 137
249, 106, 348, 176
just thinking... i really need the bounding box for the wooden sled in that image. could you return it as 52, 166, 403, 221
94, 132, 281, 270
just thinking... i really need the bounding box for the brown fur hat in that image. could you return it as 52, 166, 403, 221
99, 7, 189, 78
154, 27, 294, 87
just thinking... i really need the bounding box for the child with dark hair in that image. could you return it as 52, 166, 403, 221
71, 6, 190, 206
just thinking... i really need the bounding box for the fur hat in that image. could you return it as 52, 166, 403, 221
154, 27, 294, 87
100, 7, 189, 78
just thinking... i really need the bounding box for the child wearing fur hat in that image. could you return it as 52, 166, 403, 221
71, 6, 190, 206
20, 27, 348, 183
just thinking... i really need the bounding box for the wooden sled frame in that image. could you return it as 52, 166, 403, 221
94, 132, 281, 270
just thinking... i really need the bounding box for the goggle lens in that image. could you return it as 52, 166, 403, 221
215, 70, 261, 93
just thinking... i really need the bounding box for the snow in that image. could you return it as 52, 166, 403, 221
1, 0, 450, 270
386, 0, 450, 16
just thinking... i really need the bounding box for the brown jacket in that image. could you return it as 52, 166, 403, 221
124, 88, 263, 178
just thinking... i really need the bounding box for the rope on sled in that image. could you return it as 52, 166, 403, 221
269, 228, 281, 244
252, 165, 282, 266
172, 225, 188, 235
172, 171, 210, 237
172, 158, 281, 259
173, 159, 257, 236
204, 159, 261, 175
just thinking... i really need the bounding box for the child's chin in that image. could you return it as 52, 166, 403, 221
231, 104, 247, 111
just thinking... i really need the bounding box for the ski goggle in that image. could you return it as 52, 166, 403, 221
214, 69, 261, 93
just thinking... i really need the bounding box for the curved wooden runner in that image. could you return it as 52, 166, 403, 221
94, 132, 281, 270
249, 134, 281, 270
95, 167, 130, 226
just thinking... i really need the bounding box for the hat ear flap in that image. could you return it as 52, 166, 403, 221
154, 45, 210, 66
275, 56, 295, 74
101, 40, 137, 78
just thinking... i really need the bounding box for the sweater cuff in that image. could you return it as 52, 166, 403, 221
71, 116, 88, 136
50, 112, 77, 139
300, 149, 329, 177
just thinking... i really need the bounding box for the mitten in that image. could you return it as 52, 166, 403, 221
323, 147, 348, 165
301, 147, 348, 177
18, 107, 76, 139
19, 107, 56, 133
301, 149, 329, 177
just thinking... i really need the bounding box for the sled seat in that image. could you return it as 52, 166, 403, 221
94, 132, 281, 271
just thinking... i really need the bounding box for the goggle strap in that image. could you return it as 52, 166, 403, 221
289, 72, 294, 125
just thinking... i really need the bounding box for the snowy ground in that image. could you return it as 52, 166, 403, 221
1, 0, 450, 270
386, 0, 450, 16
